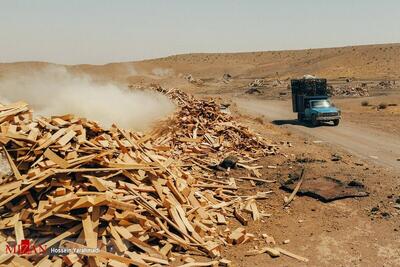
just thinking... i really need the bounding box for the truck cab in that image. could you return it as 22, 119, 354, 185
291, 77, 341, 126
304, 97, 341, 126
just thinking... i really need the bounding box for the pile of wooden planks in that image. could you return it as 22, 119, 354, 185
153, 87, 277, 158
0, 95, 276, 266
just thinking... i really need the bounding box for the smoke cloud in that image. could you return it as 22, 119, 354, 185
152, 68, 174, 77
0, 66, 175, 131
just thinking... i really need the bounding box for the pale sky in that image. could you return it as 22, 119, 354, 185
1, 0, 399, 64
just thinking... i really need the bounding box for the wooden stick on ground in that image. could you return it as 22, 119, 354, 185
238, 176, 276, 183
284, 167, 305, 207
276, 247, 309, 263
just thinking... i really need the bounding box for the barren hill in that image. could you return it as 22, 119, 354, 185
1, 43, 399, 88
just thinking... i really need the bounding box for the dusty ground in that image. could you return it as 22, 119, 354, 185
234, 97, 400, 170
337, 95, 400, 136
1, 43, 400, 266
216, 114, 400, 266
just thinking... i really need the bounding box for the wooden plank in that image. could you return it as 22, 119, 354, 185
9, 255, 34, 267
63, 254, 79, 266
0, 170, 53, 207
250, 201, 260, 221
168, 206, 189, 235
37, 128, 65, 149
35, 257, 53, 267
84, 176, 107, 192
234, 208, 248, 226
166, 179, 186, 204
14, 220, 24, 244
216, 213, 227, 225
140, 254, 169, 265
0, 180, 22, 194
27, 128, 39, 141
0, 254, 13, 264
178, 260, 219, 267
57, 130, 77, 146
227, 227, 246, 245
115, 228, 166, 260
82, 214, 97, 248
43, 148, 69, 169
238, 176, 276, 183
42, 223, 83, 248
160, 243, 173, 256
108, 223, 128, 253
3, 146, 22, 180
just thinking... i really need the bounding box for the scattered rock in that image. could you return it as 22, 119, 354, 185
331, 153, 342, 161
265, 247, 281, 258
371, 206, 379, 213
184, 74, 204, 85
348, 180, 364, 187
245, 88, 262, 94
219, 156, 238, 169
223, 73, 232, 82
283, 239, 290, 244
262, 234, 276, 245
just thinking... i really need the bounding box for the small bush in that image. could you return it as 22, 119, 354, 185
378, 102, 388, 109
361, 100, 369, 106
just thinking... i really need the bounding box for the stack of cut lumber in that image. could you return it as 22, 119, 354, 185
0, 96, 275, 266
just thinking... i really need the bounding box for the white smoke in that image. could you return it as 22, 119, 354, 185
152, 68, 174, 77
0, 66, 175, 131
126, 65, 138, 76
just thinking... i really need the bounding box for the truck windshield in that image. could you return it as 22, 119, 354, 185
311, 100, 331, 108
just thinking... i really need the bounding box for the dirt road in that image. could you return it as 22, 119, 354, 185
235, 98, 400, 171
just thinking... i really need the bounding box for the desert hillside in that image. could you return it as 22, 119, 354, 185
1, 43, 399, 77
1, 43, 399, 92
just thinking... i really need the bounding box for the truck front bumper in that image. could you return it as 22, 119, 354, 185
316, 116, 341, 121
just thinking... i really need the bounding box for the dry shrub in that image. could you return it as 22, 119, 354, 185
361, 100, 369, 106
378, 102, 388, 109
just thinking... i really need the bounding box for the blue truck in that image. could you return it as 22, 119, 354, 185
291, 77, 341, 126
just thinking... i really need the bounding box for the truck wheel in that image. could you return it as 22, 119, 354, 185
333, 119, 340, 126
297, 113, 303, 121
311, 115, 319, 127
